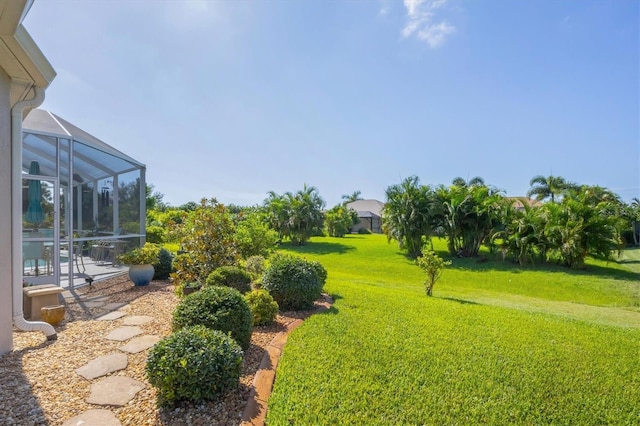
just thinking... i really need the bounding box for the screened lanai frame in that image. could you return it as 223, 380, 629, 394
21, 109, 146, 288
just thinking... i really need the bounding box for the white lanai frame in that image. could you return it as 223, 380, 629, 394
21, 109, 146, 288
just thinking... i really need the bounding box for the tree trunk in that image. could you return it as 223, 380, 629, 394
426, 283, 434, 296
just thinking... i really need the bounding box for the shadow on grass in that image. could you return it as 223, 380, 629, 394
279, 241, 356, 255
446, 256, 640, 282
441, 297, 481, 306
319, 306, 339, 315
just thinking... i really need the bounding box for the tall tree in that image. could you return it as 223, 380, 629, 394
286, 184, 325, 245
263, 191, 290, 241
382, 176, 436, 258
263, 184, 325, 245
341, 190, 363, 204
435, 182, 504, 257
527, 175, 572, 203
451, 176, 485, 187
542, 194, 617, 268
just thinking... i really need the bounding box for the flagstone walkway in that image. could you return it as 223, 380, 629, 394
59, 292, 160, 426
4, 278, 334, 425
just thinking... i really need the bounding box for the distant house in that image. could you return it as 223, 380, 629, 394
346, 199, 385, 234
506, 197, 543, 211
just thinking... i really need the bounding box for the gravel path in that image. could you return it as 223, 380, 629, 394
1, 275, 303, 425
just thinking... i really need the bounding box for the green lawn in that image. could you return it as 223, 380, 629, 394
266, 234, 640, 425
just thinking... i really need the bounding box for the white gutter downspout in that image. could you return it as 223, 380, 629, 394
11, 87, 56, 340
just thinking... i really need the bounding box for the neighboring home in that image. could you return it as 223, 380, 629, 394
346, 199, 385, 234
1, 0, 57, 354
506, 197, 543, 211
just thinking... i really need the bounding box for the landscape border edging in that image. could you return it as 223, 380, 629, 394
240, 294, 334, 426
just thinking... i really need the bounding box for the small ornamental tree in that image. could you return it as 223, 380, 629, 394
416, 247, 451, 296
234, 212, 279, 258
170, 198, 239, 286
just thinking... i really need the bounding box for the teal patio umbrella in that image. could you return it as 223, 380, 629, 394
25, 161, 44, 229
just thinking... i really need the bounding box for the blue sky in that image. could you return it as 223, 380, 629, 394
24, 0, 639, 207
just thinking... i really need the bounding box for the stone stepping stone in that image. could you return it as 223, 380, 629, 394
105, 326, 143, 341
103, 302, 127, 311
86, 376, 145, 406
118, 335, 161, 354
62, 409, 121, 426
60, 290, 75, 300
84, 296, 110, 302
122, 315, 153, 326
81, 301, 106, 308
96, 311, 127, 321
75, 353, 128, 380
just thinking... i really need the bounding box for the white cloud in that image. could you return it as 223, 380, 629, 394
402, 0, 456, 47
378, 0, 392, 17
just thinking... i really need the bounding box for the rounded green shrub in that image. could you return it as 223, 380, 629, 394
245, 290, 279, 326
153, 248, 173, 280
172, 286, 253, 350
145, 225, 166, 244
262, 254, 326, 310
310, 260, 328, 287
206, 265, 252, 294
146, 325, 243, 407
357, 227, 371, 234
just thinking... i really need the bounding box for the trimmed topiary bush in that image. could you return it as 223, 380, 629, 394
206, 265, 252, 294
245, 289, 279, 326
172, 286, 253, 350
153, 248, 173, 280
310, 260, 328, 287
146, 325, 243, 407
262, 254, 327, 310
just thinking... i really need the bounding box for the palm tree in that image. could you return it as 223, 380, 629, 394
263, 185, 325, 245
527, 175, 570, 203
341, 190, 363, 204
435, 183, 504, 257
382, 176, 435, 258
451, 176, 485, 187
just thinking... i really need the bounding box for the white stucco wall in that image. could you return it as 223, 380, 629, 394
0, 67, 14, 354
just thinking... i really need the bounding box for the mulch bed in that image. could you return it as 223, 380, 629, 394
1, 275, 320, 425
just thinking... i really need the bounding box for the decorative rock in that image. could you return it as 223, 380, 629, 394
62, 409, 122, 426
96, 311, 127, 321
86, 376, 145, 406
75, 353, 128, 380
40, 305, 65, 326
105, 326, 143, 341
122, 315, 153, 326
118, 335, 161, 354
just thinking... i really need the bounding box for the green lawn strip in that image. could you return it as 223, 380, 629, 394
266, 235, 640, 424
440, 289, 640, 329
268, 282, 639, 424
284, 235, 639, 309
617, 247, 640, 274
